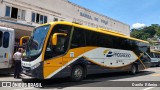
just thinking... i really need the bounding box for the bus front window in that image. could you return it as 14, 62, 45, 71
44, 25, 72, 60
25, 25, 50, 57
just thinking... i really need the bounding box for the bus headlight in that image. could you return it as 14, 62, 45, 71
31, 63, 40, 70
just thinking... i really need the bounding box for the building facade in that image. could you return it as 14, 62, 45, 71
0, 0, 130, 42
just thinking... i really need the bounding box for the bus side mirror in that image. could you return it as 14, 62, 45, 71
51, 33, 67, 46
20, 36, 30, 46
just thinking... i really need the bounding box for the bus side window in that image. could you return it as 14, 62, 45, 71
153, 53, 155, 58
96, 33, 113, 48
155, 53, 157, 58
85, 31, 98, 47
3, 32, 10, 48
71, 27, 85, 49
0, 31, 3, 47
150, 52, 153, 58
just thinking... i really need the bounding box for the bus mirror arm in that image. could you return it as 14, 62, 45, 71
20, 36, 30, 46
51, 33, 67, 46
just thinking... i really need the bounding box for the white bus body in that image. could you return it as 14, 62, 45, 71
0, 26, 15, 69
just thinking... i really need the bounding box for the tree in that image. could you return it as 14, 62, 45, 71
131, 30, 143, 39
143, 26, 156, 38
157, 28, 160, 37
131, 24, 159, 40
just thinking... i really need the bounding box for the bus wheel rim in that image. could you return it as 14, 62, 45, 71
74, 68, 83, 79
132, 65, 136, 73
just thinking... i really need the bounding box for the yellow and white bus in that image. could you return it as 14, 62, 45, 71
150, 50, 160, 67
0, 26, 15, 72
21, 21, 151, 81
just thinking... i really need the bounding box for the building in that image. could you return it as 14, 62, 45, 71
0, 0, 130, 42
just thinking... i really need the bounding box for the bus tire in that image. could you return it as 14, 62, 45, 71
130, 64, 137, 75
71, 65, 84, 82
157, 63, 160, 67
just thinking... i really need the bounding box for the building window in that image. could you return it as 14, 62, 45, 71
0, 31, 3, 47
5, 6, 26, 20
32, 13, 35, 22
40, 15, 43, 23
44, 16, 47, 23
32, 12, 47, 24
18, 9, 26, 20
11, 7, 18, 19
36, 13, 40, 23
5, 6, 11, 17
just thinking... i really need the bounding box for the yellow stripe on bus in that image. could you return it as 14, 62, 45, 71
43, 47, 97, 78
137, 53, 147, 69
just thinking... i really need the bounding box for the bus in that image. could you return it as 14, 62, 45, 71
21, 21, 151, 81
150, 50, 160, 67
0, 26, 15, 72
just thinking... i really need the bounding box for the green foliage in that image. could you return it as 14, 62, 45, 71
157, 28, 160, 36
131, 24, 160, 40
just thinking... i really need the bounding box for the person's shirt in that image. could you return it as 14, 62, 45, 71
13, 51, 22, 61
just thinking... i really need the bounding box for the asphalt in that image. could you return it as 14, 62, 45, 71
0, 67, 160, 90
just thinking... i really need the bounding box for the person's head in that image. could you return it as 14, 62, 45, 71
21, 48, 24, 53
18, 48, 21, 52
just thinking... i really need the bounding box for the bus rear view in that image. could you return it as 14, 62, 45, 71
0, 26, 15, 72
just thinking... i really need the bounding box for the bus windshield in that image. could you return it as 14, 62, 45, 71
25, 25, 50, 57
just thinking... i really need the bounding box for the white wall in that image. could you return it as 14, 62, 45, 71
0, 2, 6, 17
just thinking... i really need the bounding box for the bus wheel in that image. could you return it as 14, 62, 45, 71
71, 65, 84, 82
158, 63, 160, 67
130, 65, 137, 75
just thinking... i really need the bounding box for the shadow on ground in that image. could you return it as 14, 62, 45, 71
22, 70, 155, 89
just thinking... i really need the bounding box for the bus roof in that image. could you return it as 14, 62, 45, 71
0, 26, 14, 32
42, 21, 149, 44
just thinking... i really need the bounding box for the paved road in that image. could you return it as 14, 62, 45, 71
0, 67, 160, 90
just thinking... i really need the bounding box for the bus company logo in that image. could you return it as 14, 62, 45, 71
103, 49, 131, 58
103, 50, 113, 57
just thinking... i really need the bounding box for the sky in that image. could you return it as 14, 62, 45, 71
68, 0, 160, 29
